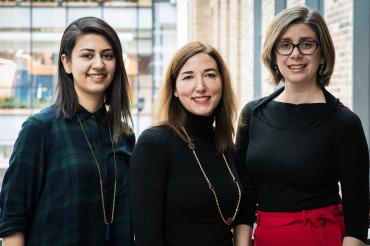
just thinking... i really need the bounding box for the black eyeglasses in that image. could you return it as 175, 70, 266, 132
275, 40, 319, 56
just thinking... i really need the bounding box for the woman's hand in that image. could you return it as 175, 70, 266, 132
343, 236, 366, 246
233, 224, 253, 246
3, 232, 25, 246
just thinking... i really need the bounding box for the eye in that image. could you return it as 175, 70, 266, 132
300, 41, 315, 49
81, 53, 93, 59
102, 52, 115, 60
278, 42, 292, 50
182, 75, 193, 80
205, 73, 217, 78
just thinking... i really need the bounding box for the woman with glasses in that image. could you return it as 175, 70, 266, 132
235, 6, 369, 246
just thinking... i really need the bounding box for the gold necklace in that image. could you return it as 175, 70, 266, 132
182, 128, 241, 226
77, 116, 117, 241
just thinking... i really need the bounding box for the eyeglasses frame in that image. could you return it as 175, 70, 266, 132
275, 40, 319, 56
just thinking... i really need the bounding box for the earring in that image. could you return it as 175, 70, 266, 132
274, 64, 280, 74
318, 64, 325, 75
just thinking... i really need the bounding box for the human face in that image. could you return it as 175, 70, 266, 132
61, 33, 116, 102
275, 23, 323, 86
174, 53, 222, 117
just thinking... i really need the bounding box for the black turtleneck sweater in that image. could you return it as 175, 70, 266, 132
129, 113, 242, 246
235, 87, 369, 242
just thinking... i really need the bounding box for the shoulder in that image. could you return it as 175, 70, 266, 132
239, 98, 265, 124
330, 99, 368, 149
21, 106, 57, 131
322, 89, 362, 130
132, 126, 177, 161
240, 86, 283, 115
13, 107, 57, 149
241, 98, 264, 114
30, 106, 57, 121
136, 125, 175, 146
240, 87, 282, 115
333, 102, 363, 131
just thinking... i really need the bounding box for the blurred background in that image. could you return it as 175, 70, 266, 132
0, 0, 369, 181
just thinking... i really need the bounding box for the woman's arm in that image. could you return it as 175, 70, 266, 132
129, 128, 169, 246
0, 117, 46, 239
3, 232, 25, 246
343, 236, 366, 246
233, 224, 253, 246
234, 102, 258, 227
334, 108, 369, 243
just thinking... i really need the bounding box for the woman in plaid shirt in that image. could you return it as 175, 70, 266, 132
0, 17, 134, 246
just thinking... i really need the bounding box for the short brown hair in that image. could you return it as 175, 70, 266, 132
154, 41, 237, 153
262, 6, 335, 86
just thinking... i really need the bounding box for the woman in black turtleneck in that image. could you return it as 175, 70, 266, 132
235, 6, 369, 246
129, 42, 247, 246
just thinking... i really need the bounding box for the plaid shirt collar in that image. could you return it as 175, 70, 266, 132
77, 104, 107, 123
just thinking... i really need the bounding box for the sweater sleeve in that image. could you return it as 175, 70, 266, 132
112, 133, 135, 245
234, 101, 258, 227
0, 117, 46, 237
334, 106, 369, 243
129, 128, 169, 246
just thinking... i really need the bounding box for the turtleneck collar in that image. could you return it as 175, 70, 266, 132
184, 111, 215, 137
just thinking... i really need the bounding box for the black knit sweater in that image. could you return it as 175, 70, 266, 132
235, 87, 369, 242
130, 112, 242, 246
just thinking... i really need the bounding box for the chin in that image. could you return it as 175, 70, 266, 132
90, 85, 110, 92
193, 111, 214, 117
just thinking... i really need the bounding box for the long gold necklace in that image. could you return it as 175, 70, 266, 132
183, 128, 241, 226
78, 116, 117, 241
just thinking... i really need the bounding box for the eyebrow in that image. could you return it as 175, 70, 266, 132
203, 68, 217, 73
180, 68, 217, 76
79, 48, 113, 52
279, 37, 316, 42
180, 71, 194, 76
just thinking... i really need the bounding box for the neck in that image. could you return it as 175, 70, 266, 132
185, 111, 214, 137
276, 82, 325, 104
78, 94, 105, 113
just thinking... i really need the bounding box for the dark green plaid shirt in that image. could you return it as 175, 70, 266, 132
0, 105, 134, 245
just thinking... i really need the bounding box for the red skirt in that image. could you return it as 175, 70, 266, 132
254, 204, 345, 246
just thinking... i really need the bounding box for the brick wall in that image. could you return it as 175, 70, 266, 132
261, 0, 279, 97
287, 0, 305, 6
240, 0, 254, 105
191, 0, 212, 44
190, 0, 354, 110
228, 0, 238, 85
325, 0, 353, 108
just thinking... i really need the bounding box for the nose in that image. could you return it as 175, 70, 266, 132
92, 56, 105, 69
290, 46, 302, 57
195, 77, 206, 92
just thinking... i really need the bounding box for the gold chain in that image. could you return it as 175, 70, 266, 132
78, 116, 117, 225
182, 128, 241, 226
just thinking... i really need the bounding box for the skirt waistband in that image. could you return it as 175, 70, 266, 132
256, 204, 343, 227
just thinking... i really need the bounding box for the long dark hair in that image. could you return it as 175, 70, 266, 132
154, 41, 237, 153
54, 16, 132, 142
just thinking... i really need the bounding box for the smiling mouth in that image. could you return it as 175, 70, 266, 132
288, 64, 307, 70
192, 96, 210, 104
87, 74, 107, 79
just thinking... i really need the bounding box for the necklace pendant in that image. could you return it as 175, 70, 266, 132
104, 223, 112, 241
226, 218, 233, 226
